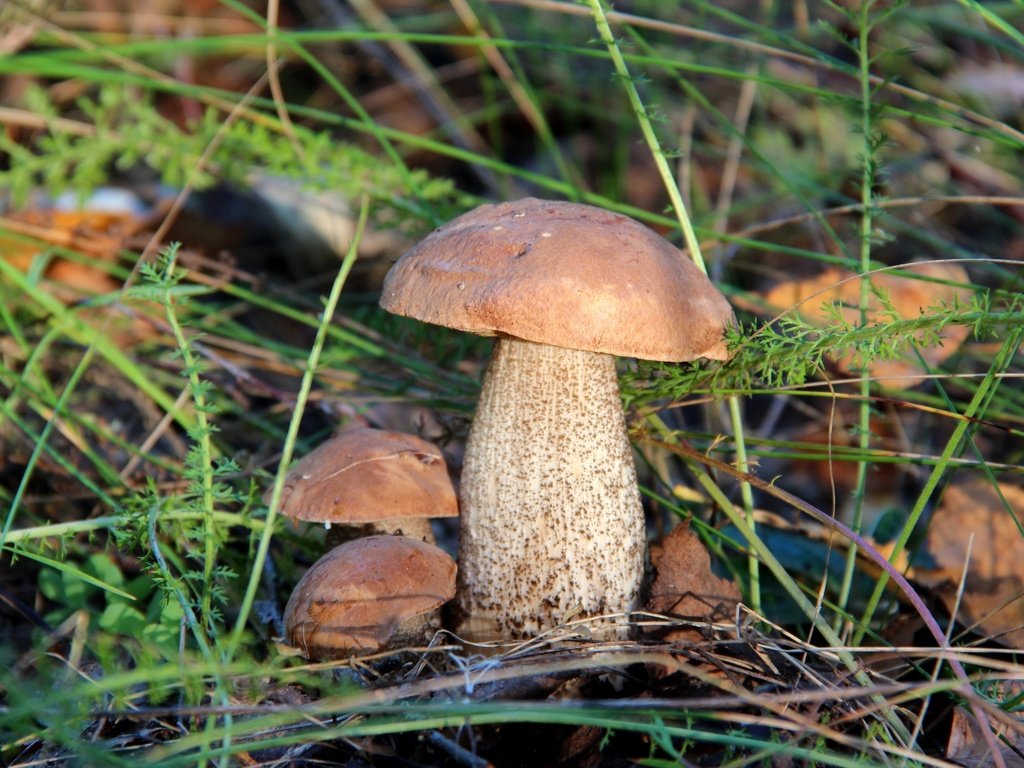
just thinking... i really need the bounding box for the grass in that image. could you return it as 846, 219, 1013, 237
2, 0, 1023, 765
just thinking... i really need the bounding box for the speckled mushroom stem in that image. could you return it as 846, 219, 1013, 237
325, 518, 436, 548
455, 338, 645, 641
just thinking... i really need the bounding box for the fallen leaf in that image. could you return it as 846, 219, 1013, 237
913, 478, 1024, 647
1, 205, 144, 297
646, 523, 741, 643
946, 702, 1024, 768
762, 261, 973, 388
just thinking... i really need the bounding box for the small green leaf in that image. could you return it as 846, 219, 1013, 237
125, 573, 157, 602
98, 602, 148, 636
147, 594, 185, 626
85, 553, 124, 592
9, 546, 135, 604
38, 568, 64, 603
60, 568, 91, 609
142, 621, 181, 652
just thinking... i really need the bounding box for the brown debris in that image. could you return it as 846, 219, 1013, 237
645, 523, 742, 643
946, 701, 1024, 768
912, 477, 1024, 647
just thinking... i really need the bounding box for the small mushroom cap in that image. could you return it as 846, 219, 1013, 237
268, 427, 458, 525
284, 535, 457, 658
381, 198, 735, 362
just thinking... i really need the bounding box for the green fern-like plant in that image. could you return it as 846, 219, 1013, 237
624, 287, 1024, 406
118, 244, 250, 654
0, 84, 463, 233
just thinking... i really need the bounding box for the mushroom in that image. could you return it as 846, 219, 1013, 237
267, 427, 458, 545
284, 535, 457, 658
380, 198, 734, 640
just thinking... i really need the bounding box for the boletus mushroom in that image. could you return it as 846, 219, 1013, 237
284, 535, 457, 659
266, 427, 458, 545
380, 198, 734, 640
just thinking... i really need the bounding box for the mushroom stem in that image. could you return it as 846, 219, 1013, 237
456, 338, 645, 640
325, 517, 436, 547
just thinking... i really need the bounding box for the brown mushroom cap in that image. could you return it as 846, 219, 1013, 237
283, 535, 457, 658
269, 427, 458, 525
381, 197, 735, 362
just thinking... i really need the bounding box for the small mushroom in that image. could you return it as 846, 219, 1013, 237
266, 427, 458, 544
283, 535, 457, 659
380, 198, 734, 640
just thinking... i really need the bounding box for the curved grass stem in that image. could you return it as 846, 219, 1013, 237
835, 0, 884, 637
587, 0, 760, 612
223, 197, 370, 662
853, 325, 1024, 644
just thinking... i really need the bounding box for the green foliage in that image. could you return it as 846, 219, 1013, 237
114, 245, 252, 650
626, 289, 1024, 405
35, 551, 186, 658
0, 84, 462, 231
2, 1, 1023, 765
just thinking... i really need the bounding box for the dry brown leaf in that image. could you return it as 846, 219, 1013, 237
913, 478, 1024, 647
0, 208, 143, 297
645, 523, 741, 643
946, 703, 1024, 768
762, 261, 973, 388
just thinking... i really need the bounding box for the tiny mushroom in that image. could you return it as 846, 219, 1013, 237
266, 427, 458, 545
284, 535, 457, 659
380, 198, 734, 640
